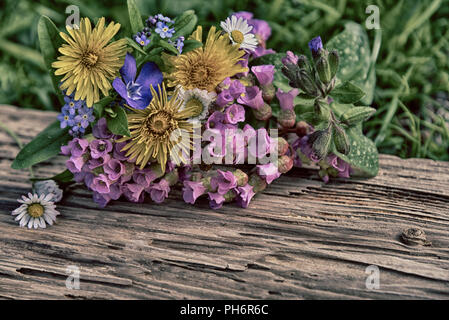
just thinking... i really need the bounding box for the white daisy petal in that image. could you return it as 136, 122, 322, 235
12, 192, 60, 229
220, 16, 259, 52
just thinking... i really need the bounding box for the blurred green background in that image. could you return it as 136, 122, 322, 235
0, 0, 448, 160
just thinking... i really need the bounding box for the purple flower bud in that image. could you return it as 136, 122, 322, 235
103, 159, 125, 181
236, 184, 255, 208
93, 118, 113, 139
148, 179, 170, 203
182, 180, 206, 204
210, 170, 237, 195
237, 86, 264, 110
251, 65, 275, 86
232, 11, 253, 20
282, 51, 299, 66
257, 163, 281, 184
91, 174, 111, 194
90, 139, 113, 159
308, 36, 323, 55
276, 88, 300, 111
224, 104, 245, 124
208, 192, 225, 209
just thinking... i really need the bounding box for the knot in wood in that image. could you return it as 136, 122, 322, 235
401, 228, 431, 246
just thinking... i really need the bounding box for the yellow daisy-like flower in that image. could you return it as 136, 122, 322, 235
118, 84, 196, 172
164, 26, 247, 92
52, 17, 127, 107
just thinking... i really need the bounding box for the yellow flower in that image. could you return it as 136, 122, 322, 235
164, 26, 247, 92
52, 17, 127, 107
118, 84, 196, 172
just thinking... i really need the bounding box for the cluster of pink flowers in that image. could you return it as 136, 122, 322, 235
62, 118, 183, 207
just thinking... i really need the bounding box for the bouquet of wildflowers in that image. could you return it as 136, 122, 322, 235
11, 1, 379, 228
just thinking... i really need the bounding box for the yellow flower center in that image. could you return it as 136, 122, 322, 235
147, 111, 174, 135
69, 102, 75, 107
231, 30, 244, 44
82, 52, 99, 68
140, 40, 145, 45
27, 203, 44, 218
185, 98, 204, 117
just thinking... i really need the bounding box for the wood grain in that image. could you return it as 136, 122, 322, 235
0, 105, 448, 300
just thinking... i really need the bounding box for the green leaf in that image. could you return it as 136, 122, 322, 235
182, 39, 202, 53
333, 124, 379, 178
172, 10, 198, 39
11, 121, 71, 170
127, 0, 144, 34
126, 36, 147, 55
93, 96, 114, 119
37, 15, 64, 105
31, 169, 74, 184
331, 81, 365, 104
158, 40, 179, 55
106, 104, 130, 137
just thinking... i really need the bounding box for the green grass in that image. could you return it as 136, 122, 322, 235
0, 0, 448, 160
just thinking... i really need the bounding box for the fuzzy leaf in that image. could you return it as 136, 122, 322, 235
327, 22, 372, 96
331, 81, 365, 104
333, 124, 379, 178
37, 15, 64, 105
106, 104, 130, 137
127, 0, 144, 35
11, 121, 71, 170
172, 10, 198, 39
341, 106, 376, 126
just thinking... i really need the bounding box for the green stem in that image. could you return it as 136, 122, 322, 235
0, 122, 35, 179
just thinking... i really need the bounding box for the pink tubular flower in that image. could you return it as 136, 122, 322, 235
236, 184, 255, 208
237, 86, 264, 109
88, 154, 111, 169
251, 65, 275, 86
66, 156, 85, 173
257, 163, 281, 184
133, 168, 158, 188
122, 183, 145, 203
62, 138, 89, 157
93, 192, 111, 208
276, 88, 300, 110
216, 90, 234, 107
90, 139, 113, 159
224, 104, 245, 124
182, 180, 206, 204
229, 80, 245, 99
147, 179, 170, 203
92, 118, 113, 139
208, 192, 225, 209
206, 111, 226, 131
282, 51, 299, 66
103, 159, 125, 181
91, 174, 111, 194
211, 170, 237, 195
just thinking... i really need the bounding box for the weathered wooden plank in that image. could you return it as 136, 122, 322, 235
0, 105, 448, 299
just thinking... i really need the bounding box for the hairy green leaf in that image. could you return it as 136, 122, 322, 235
106, 104, 130, 137
172, 10, 198, 39
331, 81, 365, 104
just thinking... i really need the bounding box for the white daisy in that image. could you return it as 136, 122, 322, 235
11, 193, 60, 229
178, 87, 217, 123
220, 15, 258, 51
